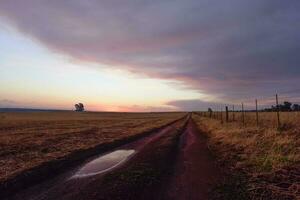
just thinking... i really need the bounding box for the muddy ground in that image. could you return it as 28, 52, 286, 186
5, 115, 226, 200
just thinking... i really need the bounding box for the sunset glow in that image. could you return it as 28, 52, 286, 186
0, 24, 203, 111
0, 1, 299, 111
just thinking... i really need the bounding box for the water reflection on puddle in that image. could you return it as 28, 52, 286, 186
72, 150, 135, 178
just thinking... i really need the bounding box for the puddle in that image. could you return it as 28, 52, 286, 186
72, 149, 135, 178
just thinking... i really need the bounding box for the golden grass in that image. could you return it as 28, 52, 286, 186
0, 111, 186, 182
216, 111, 300, 129
193, 112, 300, 172
192, 112, 300, 199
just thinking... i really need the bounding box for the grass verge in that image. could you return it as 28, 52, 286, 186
192, 113, 300, 199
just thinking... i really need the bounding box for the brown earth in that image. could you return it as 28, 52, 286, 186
5, 115, 225, 200
0, 112, 186, 183
7, 115, 189, 200
0, 112, 186, 199
165, 119, 223, 200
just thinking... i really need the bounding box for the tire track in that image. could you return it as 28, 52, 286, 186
7, 116, 189, 200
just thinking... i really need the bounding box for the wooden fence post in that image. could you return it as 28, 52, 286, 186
221, 106, 223, 124
232, 105, 235, 121
225, 106, 229, 123
276, 94, 281, 129
242, 103, 245, 126
255, 99, 259, 127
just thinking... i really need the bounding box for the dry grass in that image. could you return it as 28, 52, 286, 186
213, 111, 300, 129
248, 112, 300, 129
0, 111, 185, 182
192, 113, 300, 199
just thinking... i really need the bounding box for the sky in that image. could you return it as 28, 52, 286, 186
0, 0, 299, 111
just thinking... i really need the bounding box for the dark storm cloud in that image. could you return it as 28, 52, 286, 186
167, 99, 222, 111
0, 0, 299, 101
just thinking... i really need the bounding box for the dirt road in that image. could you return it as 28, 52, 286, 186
7, 116, 187, 200
7, 116, 223, 200
165, 119, 223, 200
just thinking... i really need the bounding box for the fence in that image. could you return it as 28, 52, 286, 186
196, 94, 300, 130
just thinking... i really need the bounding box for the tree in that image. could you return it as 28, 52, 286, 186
265, 101, 296, 112
75, 103, 84, 112
292, 104, 300, 111
282, 101, 292, 111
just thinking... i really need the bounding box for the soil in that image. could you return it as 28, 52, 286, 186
6, 116, 224, 200
1, 115, 186, 199
164, 119, 223, 200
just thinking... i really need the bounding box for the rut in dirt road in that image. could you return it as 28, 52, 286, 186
6, 116, 223, 200
165, 118, 223, 200
7, 116, 189, 200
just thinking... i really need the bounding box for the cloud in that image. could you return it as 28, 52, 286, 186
0, 0, 299, 101
0, 99, 20, 107
117, 104, 177, 112
166, 99, 223, 111
166, 96, 300, 111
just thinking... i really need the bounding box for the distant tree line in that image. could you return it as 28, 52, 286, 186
264, 101, 300, 112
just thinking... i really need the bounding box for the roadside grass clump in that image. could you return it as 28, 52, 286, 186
211, 173, 250, 200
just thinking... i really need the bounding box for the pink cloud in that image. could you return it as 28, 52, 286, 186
0, 0, 299, 102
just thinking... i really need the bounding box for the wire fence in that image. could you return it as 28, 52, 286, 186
195, 94, 300, 130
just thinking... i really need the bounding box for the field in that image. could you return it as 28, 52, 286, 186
0, 111, 186, 184
192, 112, 300, 199
1, 111, 299, 199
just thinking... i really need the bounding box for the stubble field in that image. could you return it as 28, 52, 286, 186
0, 111, 186, 183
